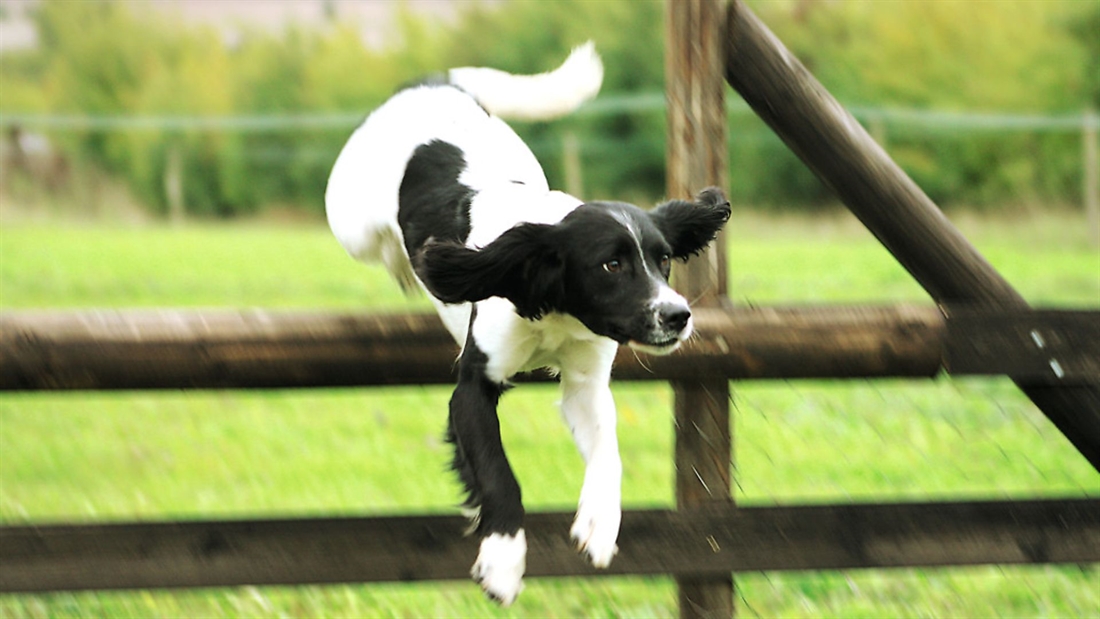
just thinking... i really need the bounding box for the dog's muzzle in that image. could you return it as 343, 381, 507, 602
627, 301, 693, 355
656, 303, 691, 334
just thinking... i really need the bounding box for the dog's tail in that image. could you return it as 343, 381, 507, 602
448, 42, 603, 121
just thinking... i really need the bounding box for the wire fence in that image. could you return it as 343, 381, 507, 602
3, 94, 1096, 236
2, 94, 1097, 132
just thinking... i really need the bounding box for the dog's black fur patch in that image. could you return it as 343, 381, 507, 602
445, 317, 524, 536
415, 223, 565, 320
648, 187, 731, 259
398, 139, 475, 257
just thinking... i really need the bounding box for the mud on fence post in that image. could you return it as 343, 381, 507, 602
665, 0, 733, 617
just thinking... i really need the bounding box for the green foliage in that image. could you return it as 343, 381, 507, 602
433, 0, 668, 200
1066, 2, 1100, 108
3, 0, 409, 216
754, 0, 1094, 209
0, 0, 1094, 215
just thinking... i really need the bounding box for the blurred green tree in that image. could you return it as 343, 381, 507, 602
1, 0, 1093, 215
755, 0, 1091, 209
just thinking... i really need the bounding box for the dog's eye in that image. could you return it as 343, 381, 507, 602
659, 254, 671, 271
602, 259, 622, 274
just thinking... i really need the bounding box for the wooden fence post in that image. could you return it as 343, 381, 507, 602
666, 0, 733, 617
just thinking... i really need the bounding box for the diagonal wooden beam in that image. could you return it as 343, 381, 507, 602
722, 0, 1100, 471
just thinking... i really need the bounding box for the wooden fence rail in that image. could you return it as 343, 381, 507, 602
3, 306, 1097, 391
4, 499, 1097, 593
2, 305, 1100, 389
2, 304, 1097, 598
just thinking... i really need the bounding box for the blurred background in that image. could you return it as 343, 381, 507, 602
1, 1, 1098, 617
1, 0, 1098, 220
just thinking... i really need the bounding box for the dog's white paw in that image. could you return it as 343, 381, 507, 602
471, 530, 526, 606
570, 499, 621, 568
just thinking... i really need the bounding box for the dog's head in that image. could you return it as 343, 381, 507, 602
415, 187, 730, 355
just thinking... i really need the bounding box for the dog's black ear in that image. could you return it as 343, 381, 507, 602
649, 187, 731, 259
414, 223, 565, 320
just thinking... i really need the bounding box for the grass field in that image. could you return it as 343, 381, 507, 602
1, 209, 1098, 617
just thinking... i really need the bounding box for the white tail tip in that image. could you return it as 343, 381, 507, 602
448, 41, 603, 121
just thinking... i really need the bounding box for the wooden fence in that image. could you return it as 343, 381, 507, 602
6, 306, 1094, 391
4, 500, 1097, 594
2, 1, 1098, 617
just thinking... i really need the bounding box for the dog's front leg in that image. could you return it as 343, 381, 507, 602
447, 341, 526, 606
559, 344, 622, 568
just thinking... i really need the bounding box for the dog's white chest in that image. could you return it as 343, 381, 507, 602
470, 299, 609, 383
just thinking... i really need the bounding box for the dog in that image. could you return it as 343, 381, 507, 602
326, 43, 730, 605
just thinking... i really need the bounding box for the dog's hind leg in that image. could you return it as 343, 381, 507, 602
447, 339, 526, 606
558, 340, 622, 568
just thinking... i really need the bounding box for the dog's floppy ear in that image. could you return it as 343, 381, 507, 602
649, 187, 731, 259
414, 223, 565, 320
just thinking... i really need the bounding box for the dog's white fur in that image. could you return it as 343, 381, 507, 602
326, 44, 711, 605
471, 530, 527, 607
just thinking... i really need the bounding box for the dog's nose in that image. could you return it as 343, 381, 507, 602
657, 304, 691, 333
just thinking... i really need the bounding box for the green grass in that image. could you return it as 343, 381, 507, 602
1, 210, 1098, 617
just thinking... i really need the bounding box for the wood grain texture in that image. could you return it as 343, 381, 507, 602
6, 307, 1098, 391
4, 499, 1096, 593
667, 0, 733, 615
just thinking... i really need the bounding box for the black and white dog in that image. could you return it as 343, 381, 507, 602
326, 43, 729, 605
